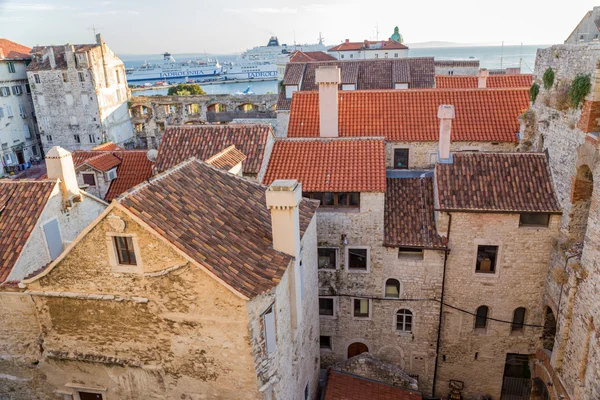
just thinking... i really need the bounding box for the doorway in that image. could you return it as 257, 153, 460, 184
347, 342, 368, 358
500, 354, 532, 400
15, 150, 25, 164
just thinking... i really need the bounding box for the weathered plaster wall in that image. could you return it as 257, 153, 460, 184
76, 166, 111, 199
435, 212, 559, 399
275, 111, 290, 137
7, 185, 106, 282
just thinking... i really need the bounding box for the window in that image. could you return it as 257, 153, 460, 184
319, 297, 335, 316
304, 383, 309, 400
78, 72, 85, 82
115, 69, 121, 84
385, 279, 401, 298
375, 54, 379, 58
18, 103, 25, 117
341, 54, 344, 59
12, 85, 22, 95
347, 247, 369, 271
263, 305, 276, 354
34, 74, 41, 84
475, 306, 489, 330
320, 335, 332, 350
7, 61, 16, 73
113, 236, 137, 265
512, 307, 526, 333
385, 52, 388, 58
318, 247, 337, 269
396, 309, 413, 332
46, 135, 53, 142
74, 134, 81, 143
82, 173, 96, 186
89, 134, 96, 143
353, 298, 370, 318
303, 192, 360, 208
519, 213, 550, 227
476, 245, 498, 273
394, 148, 409, 169
62, 71, 69, 82
135, 123, 144, 133
25, 84, 31, 94
394, 53, 399, 58
398, 247, 424, 260
5, 105, 13, 117
23, 125, 31, 139
0, 86, 9, 96
350, 54, 353, 59
77, 392, 103, 400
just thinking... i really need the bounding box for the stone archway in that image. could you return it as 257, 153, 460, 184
543, 306, 557, 353
568, 165, 594, 244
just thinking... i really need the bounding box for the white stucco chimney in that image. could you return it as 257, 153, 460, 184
46, 47, 56, 69
478, 68, 489, 88
265, 179, 302, 257
46, 146, 81, 203
315, 66, 341, 138
437, 105, 455, 163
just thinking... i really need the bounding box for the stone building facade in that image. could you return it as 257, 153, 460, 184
565, 6, 600, 44
129, 94, 277, 148
521, 43, 600, 400
27, 34, 134, 153
0, 39, 42, 176
1, 161, 320, 400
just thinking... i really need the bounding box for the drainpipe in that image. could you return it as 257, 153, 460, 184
432, 212, 452, 398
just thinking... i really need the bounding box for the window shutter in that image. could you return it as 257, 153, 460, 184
6, 105, 13, 117
43, 219, 63, 261
18, 103, 25, 117
0, 107, 4, 118
264, 307, 276, 353
24, 125, 31, 139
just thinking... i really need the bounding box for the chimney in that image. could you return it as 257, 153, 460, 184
96, 33, 104, 45
315, 66, 341, 138
437, 105, 455, 163
345, 39, 349, 44
478, 68, 489, 88
65, 44, 75, 69
46, 146, 81, 204
265, 179, 302, 257
46, 47, 56, 69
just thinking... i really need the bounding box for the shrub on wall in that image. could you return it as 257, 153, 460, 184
530, 83, 540, 104
543, 67, 555, 90
568, 74, 592, 108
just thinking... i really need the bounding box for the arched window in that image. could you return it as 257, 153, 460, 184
475, 306, 489, 330
385, 279, 401, 298
512, 307, 526, 332
396, 309, 413, 332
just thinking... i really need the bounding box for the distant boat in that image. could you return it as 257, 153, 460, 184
236, 85, 254, 95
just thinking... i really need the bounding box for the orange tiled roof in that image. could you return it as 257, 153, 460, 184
104, 151, 154, 201
0, 180, 57, 282
92, 142, 124, 151
0, 39, 31, 60
85, 153, 121, 172
119, 159, 318, 298
155, 125, 272, 175
436, 152, 562, 213
436, 74, 533, 89
205, 145, 247, 171
328, 40, 409, 52
324, 370, 422, 400
288, 88, 529, 142
289, 50, 336, 63
434, 60, 479, 67
263, 138, 386, 192
385, 177, 446, 249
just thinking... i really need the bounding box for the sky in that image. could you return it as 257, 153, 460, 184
0, 0, 597, 55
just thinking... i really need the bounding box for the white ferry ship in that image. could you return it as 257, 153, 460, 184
242, 35, 328, 61
125, 53, 223, 82
222, 59, 278, 80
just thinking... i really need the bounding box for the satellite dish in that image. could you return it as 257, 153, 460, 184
146, 149, 158, 162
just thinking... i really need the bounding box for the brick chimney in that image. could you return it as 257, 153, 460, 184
315, 66, 341, 138
345, 39, 349, 44
265, 179, 302, 257
46, 47, 56, 69
437, 105, 455, 163
478, 68, 489, 88
65, 44, 75, 69
46, 146, 81, 204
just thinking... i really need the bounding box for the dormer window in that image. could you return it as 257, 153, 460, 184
303, 192, 360, 209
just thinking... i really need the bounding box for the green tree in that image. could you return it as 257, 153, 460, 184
167, 83, 206, 96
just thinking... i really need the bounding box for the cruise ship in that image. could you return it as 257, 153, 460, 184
222, 59, 278, 80
125, 53, 223, 82
242, 35, 328, 61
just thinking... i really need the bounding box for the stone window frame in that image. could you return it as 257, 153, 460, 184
383, 277, 402, 298
106, 232, 143, 274
63, 383, 107, 400
352, 297, 372, 320
392, 147, 410, 169
319, 296, 337, 319
319, 335, 333, 352
472, 240, 503, 278
81, 172, 96, 187
394, 307, 414, 335
318, 246, 339, 270
345, 246, 371, 273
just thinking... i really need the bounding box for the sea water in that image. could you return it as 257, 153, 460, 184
127, 44, 547, 97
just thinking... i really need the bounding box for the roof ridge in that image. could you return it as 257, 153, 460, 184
294, 87, 529, 95
275, 136, 385, 142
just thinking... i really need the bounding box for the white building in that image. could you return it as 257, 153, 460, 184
27, 34, 134, 153
0, 39, 42, 177
327, 27, 409, 60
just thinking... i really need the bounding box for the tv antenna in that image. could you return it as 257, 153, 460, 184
318, 32, 324, 45
375, 22, 380, 41
88, 25, 103, 39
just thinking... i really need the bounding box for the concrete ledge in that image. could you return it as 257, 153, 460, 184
24, 290, 148, 303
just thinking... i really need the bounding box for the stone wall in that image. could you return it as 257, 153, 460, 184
331, 353, 418, 390
316, 192, 444, 396
436, 212, 560, 399
130, 94, 277, 148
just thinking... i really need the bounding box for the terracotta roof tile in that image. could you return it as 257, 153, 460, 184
92, 142, 124, 151
289, 50, 336, 63
328, 40, 409, 52
0, 180, 56, 282
434, 60, 480, 67
263, 138, 386, 192
324, 370, 422, 400
104, 151, 154, 201
0, 39, 31, 60
119, 159, 318, 299
436, 152, 562, 213
288, 88, 528, 142
155, 125, 272, 175
436, 74, 533, 89
85, 153, 121, 172
278, 58, 435, 109
385, 177, 446, 249
205, 145, 247, 171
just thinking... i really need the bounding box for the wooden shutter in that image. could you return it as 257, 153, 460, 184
43, 219, 63, 261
